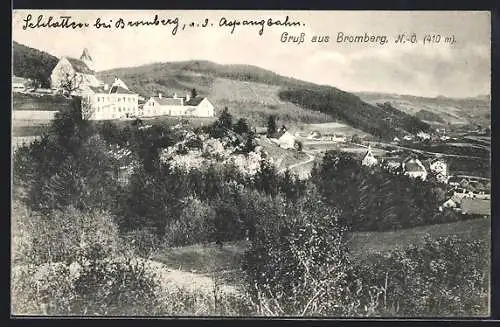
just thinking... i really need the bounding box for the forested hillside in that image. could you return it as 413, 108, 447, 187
13, 41, 58, 88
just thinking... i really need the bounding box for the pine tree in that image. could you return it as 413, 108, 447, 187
267, 115, 277, 136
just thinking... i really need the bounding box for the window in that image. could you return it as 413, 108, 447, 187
118, 98, 121, 102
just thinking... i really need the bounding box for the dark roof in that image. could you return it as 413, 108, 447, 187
405, 162, 426, 172
80, 48, 93, 61
269, 130, 286, 139
88, 85, 136, 95
184, 97, 206, 106
362, 149, 375, 160
153, 97, 183, 106
110, 85, 135, 95
66, 57, 94, 74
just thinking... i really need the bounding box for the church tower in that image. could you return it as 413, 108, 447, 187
80, 48, 94, 72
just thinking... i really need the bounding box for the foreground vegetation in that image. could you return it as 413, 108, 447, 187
12, 99, 490, 316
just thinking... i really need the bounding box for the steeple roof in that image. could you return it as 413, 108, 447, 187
80, 48, 92, 61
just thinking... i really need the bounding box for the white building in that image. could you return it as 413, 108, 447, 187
142, 92, 215, 118
417, 131, 431, 140
84, 84, 139, 120
402, 158, 427, 181
361, 145, 378, 167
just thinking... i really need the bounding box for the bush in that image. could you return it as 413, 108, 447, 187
12, 258, 163, 316
164, 197, 216, 247
242, 198, 353, 315
122, 228, 163, 258
71, 258, 162, 315
350, 235, 490, 317
29, 207, 121, 265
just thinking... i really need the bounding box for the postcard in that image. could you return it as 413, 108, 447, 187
11, 9, 491, 318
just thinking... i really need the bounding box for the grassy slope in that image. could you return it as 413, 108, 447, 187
152, 217, 490, 283
98, 61, 431, 138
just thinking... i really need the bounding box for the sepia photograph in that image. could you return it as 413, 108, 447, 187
11, 9, 491, 317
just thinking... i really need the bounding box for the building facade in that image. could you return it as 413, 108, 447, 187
85, 84, 139, 120
142, 93, 215, 118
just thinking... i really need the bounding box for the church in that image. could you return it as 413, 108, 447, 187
50, 48, 140, 120
50, 48, 103, 94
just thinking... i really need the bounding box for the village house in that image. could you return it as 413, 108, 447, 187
403, 135, 414, 141
307, 131, 322, 140
416, 131, 431, 141
142, 92, 215, 118
330, 133, 347, 143
402, 157, 427, 181
269, 126, 296, 149
12, 76, 32, 92
391, 136, 401, 144
361, 145, 378, 167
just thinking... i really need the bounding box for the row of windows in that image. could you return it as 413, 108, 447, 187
97, 96, 136, 103
96, 107, 138, 113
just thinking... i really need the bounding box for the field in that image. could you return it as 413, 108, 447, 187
150, 217, 490, 290
12, 93, 72, 111
209, 78, 334, 127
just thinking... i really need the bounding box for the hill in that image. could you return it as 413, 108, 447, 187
99, 61, 431, 139
12, 41, 59, 88
11, 41, 432, 139
356, 92, 491, 128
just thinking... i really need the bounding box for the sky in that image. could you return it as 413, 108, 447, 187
12, 10, 491, 98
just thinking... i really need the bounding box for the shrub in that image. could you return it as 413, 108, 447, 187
122, 228, 163, 258
12, 258, 163, 316
242, 198, 353, 315
29, 207, 121, 265
164, 197, 216, 247
71, 258, 162, 315
350, 235, 490, 317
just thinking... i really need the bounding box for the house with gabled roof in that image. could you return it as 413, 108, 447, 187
142, 92, 215, 118
361, 145, 378, 167
402, 157, 427, 181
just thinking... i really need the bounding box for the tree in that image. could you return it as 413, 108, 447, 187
267, 115, 277, 136
190, 88, 198, 98
219, 107, 233, 130
54, 65, 85, 95
351, 134, 361, 144
243, 129, 257, 154
295, 140, 303, 152
211, 107, 233, 138
234, 118, 250, 135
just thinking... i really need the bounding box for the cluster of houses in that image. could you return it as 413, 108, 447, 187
15, 48, 215, 120
392, 129, 451, 144
361, 146, 490, 216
